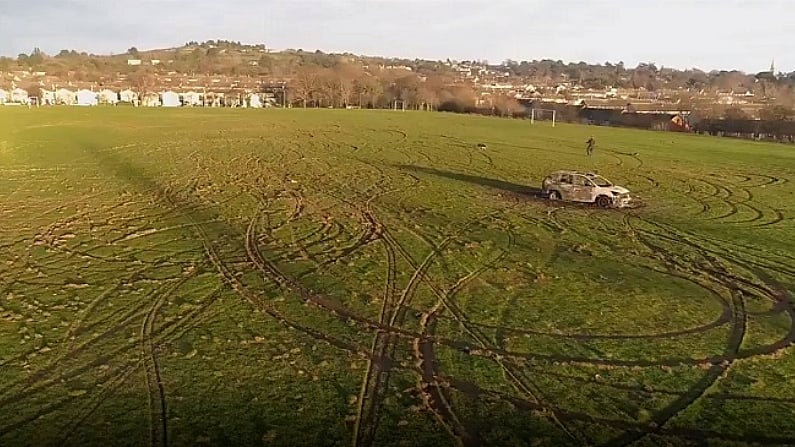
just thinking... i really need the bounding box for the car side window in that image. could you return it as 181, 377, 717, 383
572, 175, 586, 186
560, 175, 572, 184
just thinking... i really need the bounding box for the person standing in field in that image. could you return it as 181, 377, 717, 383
586, 137, 596, 156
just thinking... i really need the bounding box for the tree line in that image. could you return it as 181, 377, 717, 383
3, 43, 795, 118
5, 43, 795, 93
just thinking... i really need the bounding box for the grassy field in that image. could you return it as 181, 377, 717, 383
1, 107, 794, 447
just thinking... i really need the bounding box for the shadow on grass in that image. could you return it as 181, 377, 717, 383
395, 164, 543, 197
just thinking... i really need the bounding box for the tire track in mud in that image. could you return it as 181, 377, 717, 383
141, 278, 190, 447
380, 212, 579, 444
55, 285, 224, 444
605, 149, 644, 170
394, 158, 578, 440
704, 177, 765, 225
52, 265, 151, 362
357, 127, 425, 166
682, 171, 790, 227
437, 222, 581, 443
18, 143, 788, 447
737, 172, 790, 227
347, 157, 492, 446
459, 304, 731, 342
3, 141, 414, 441
0, 278, 180, 403
413, 224, 515, 447
57, 364, 140, 444
299, 159, 431, 447
244, 206, 419, 342
482, 229, 734, 342
393, 234, 475, 446
397, 207, 794, 445
153, 175, 377, 357
244, 163, 425, 353
245, 153, 392, 446
597, 214, 764, 446
679, 176, 725, 219
675, 179, 712, 217
195, 208, 370, 356
422, 212, 766, 444
379, 226, 476, 447
642, 219, 795, 279
348, 195, 470, 445
444, 376, 795, 445
351, 238, 397, 447
0, 397, 75, 439
26, 133, 789, 445
694, 176, 739, 221
238, 159, 525, 445
0, 284, 119, 373
0, 282, 223, 440
634, 214, 789, 319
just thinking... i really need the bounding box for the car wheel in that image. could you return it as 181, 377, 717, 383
549, 190, 561, 201
596, 195, 612, 208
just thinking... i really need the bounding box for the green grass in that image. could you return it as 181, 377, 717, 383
1, 107, 794, 446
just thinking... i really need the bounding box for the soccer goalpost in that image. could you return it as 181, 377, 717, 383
530, 108, 557, 127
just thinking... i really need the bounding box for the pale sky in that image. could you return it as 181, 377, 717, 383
0, 0, 792, 73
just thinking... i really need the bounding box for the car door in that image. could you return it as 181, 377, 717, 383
557, 174, 575, 200
570, 175, 594, 202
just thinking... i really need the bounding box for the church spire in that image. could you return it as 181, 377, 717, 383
770, 59, 775, 74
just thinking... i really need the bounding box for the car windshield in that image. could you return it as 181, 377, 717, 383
590, 176, 612, 187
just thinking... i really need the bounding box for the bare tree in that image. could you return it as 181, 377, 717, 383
332, 63, 362, 107
293, 66, 322, 107
438, 84, 478, 112
381, 73, 422, 109
416, 85, 438, 111
25, 84, 43, 101
492, 95, 524, 116
129, 66, 156, 97
316, 68, 337, 107
354, 74, 383, 108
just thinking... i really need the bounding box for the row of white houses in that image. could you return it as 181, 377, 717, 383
0, 88, 269, 108
0, 88, 30, 105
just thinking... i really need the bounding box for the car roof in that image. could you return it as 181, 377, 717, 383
549, 170, 602, 177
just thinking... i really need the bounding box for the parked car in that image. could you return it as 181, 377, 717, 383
542, 170, 632, 208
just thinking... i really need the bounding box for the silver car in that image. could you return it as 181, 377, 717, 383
542, 171, 631, 208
